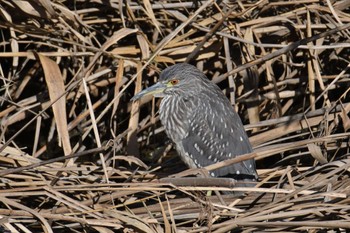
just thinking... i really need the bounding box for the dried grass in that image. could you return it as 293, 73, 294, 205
0, 0, 350, 232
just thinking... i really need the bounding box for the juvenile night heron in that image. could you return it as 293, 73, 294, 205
132, 63, 257, 183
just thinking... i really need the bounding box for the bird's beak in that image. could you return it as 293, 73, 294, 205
131, 82, 167, 101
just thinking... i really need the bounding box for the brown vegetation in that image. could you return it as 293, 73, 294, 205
0, 0, 350, 232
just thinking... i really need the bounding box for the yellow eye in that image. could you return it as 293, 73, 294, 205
170, 79, 179, 85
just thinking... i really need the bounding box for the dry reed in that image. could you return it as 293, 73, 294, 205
0, 0, 350, 232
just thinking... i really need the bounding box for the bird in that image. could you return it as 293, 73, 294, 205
132, 63, 257, 184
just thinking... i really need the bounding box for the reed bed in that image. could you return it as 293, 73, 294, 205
0, 0, 350, 232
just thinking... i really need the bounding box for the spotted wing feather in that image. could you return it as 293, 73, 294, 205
179, 89, 257, 179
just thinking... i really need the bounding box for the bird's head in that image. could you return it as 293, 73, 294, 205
131, 63, 207, 101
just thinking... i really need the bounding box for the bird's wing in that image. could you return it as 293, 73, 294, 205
180, 96, 257, 178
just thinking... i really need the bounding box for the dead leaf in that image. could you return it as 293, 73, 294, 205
307, 143, 327, 164
36, 53, 72, 157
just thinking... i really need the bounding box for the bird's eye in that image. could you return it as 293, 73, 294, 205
170, 79, 179, 85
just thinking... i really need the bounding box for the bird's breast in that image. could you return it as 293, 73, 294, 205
159, 96, 191, 142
